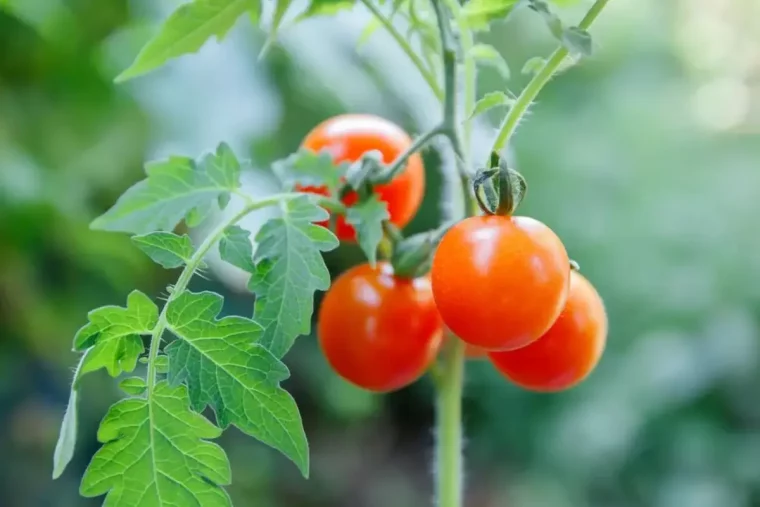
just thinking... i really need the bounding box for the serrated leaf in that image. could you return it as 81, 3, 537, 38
272, 149, 346, 195
562, 26, 592, 57
74, 291, 158, 377
469, 91, 514, 120
80, 382, 231, 506
522, 56, 546, 75
219, 225, 256, 272
462, 0, 519, 30
116, 0, 256, 82
249, 196, 339, 357
132, 232, 195, 268
91, 143, 242, 234
119, 377, 147, 396
165, 291, 308, 476
470, 43, 510, 81
345, 195, 389, 267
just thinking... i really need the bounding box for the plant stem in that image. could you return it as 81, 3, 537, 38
435, 338, 465, 507
489, 0, 612, 157
359, 0, 444, 101
144, 192, 312, 396
373, 125, 445, 184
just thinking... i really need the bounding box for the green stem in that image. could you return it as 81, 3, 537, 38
436, 338, 465, 507
373, 125, 445, 184
359, 0, 444, 101
489, 0, 612, 157
144, 192, 310, 396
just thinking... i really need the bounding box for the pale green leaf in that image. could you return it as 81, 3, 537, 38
272, 149, 346, 195
462, 0, 519, 30
357, 18, 381, 47
119, 377, 148, 396
345, 195, 389, 267
522, 56, 546, 75
469, 91, 514, 120
52, 385, 78, 479
74, 290, 158, 377
155, 355, 170, 374
80, 382, 231, 506
219, 225, 255, 272
249, 196, 339, 357
300, 0, 355, 18
165, 291, 308, 476
562, 26, 593, 57
116, 0, 256, 82
260, 0, 293, 57
91, 143, 242, 234
132, 232, 195, 268
470, 43, 510, 81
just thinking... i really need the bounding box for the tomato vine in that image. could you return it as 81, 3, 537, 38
51, 0, 614, 506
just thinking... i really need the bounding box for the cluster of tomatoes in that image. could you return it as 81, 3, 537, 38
301, 114, 607, 394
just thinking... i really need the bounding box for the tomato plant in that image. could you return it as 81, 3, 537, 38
431, 214, 570, 351
300, 114, 426, 240
489, 271, 608, 392
318, 262, 443, 392
49, 0, 614, 505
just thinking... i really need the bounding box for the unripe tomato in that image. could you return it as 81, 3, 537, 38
317, 262, 443, 392
488, 271, 607, 391
300, 114, 425, 240
431, 215, 570, 351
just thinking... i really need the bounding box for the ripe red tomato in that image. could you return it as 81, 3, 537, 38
300, 114, 425, 240
317, 262, 443, 392
488, 271, 607, 391
431, 215, 570, 351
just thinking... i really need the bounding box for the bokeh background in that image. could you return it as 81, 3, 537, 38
2, 0, 760, 505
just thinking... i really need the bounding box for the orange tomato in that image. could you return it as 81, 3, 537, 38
431, 215, 570, 351
488, 271, 607, 392
317, 262, 443, 392
300, 114, 425, 240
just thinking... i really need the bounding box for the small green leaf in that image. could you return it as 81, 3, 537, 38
249, 196, 339, 357
155, 355, 170, 374
52, 354, 85, 480
118, 377, 147, 396
132, 232, 195, 268
80, 382, 231, 506
562, 26, 593, 57
74, 290, 158, 377
165, 291, 308, 476
470, 43, 510, 81
462, 0, 519, 30
260, 0, 293, 57
272, 149, 346, 195
300, 0, 355, 18
521, 56, 546, 75
469, 91, 515, 120
91, 143, 242, 234
345, 195, 389, 267
357, 18, 381, 47
116, 0, 257, 82
219, 225, 256, 272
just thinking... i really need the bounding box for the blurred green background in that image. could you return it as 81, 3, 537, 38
2, 0, 760, 505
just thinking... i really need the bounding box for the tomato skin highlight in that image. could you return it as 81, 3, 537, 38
488, 271, 607, 392
431, 215, 570, 351
317, 262, 443, 392
300, 114, 425, 240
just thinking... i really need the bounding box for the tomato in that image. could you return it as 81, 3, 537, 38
317, 262, 443, 392
300, 114, 425, 240
488, 271, 607, 391
431, 215, 570, 351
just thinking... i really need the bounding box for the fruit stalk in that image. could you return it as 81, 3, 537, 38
435, 338, 466, 507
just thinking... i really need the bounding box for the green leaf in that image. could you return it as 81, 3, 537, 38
562, 26, 593, 57
470, 43, 510, 81
74, 290, 158, 377
461, 0, 519, 30
357, 18, 381, 47
260, 0, 293, 57
116, 0, 257, 82
272, 149, 346, 195
91, 143, 242, 234
300, 0, 355, 18
249, 196, 339, 357
119, 377, 148, 396
52, 367, 82, 479
219, 225, 256, 272
80, 382, 231, 506
155, 355, 170, 374
345, 195, 389, 267
469, 91, 515, 120
132, 232, 195, 268
521, 56, 546, 75
165, 291, 308, 476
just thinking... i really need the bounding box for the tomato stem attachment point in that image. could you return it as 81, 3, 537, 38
472, 153, 527, 216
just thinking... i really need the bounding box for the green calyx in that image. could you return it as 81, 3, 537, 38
473, 152, 527, 216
